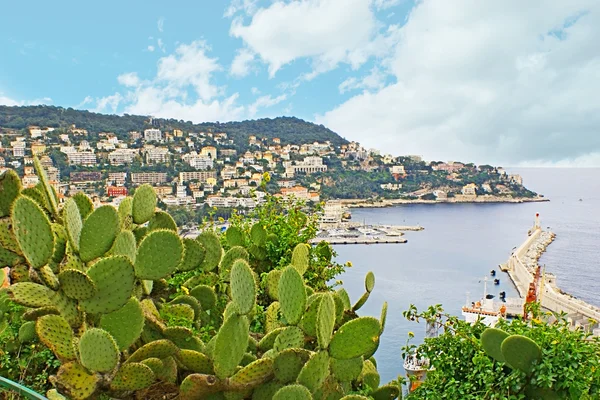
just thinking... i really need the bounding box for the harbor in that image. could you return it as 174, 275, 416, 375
312, 222, 423, 245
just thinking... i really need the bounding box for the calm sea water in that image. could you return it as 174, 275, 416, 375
333, 168, 600, 384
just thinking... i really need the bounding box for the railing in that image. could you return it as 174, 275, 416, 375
0, 377, 47, 400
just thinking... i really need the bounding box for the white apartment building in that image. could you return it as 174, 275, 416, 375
285, 156, 327, 177
144, 128, 162, 142
179, 171, 217, 183
67, 151, 97, 166
131, 172, 168, 185
108, 172, 127, 185
145, 148, 170, 164
188, 156, 213, 170
11, 141, 26, 157
109, 149, 138, 165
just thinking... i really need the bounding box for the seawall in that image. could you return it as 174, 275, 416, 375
502, 225, 600, 335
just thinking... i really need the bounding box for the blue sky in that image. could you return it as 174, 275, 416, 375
1, 1, 599, 166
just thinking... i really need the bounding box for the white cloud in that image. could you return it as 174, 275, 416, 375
318, 0, 600, 166
147, 45, 155, 52
157, 17, 165, 32
248, 94, 287, 117
224, 0, 258, 18
76, 96, 93, 108
157, 38, 165, 53
251, 87, 260, 95
94, 93, 123, 114
117, 72, 141, 87
339, 67, 387, 94
0, 94, 52, 106
230, 0, 380, 77
230, 49, 256, 78
156, 40, 222, 101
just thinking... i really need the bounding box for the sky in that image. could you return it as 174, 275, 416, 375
1, 0, 600, 166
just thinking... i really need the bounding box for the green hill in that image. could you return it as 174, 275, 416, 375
0, 105, 348, 148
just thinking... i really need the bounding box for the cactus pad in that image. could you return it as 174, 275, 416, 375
79, 205, 120, 262
127, 339, 180, 363
278, 266, 306, 325
38, 265, 60, 290
0, 169, 22, 217
358, 359, 380, 390
63, 198, 83, 252
111, 362, 156, 391
0, 247, 24, 267
213, 313, 249, 379
329, 317, 381, 360
10, 282, 54, 307
178, 238, 206, 271
132, 184, 157, 224
18, 321, 37, 343
274, 326, 305, 352
297, 350, 330, 393
250, 223, 267, 246
0, 217, 21, 254
481, 327, 509, 364
365, 271, 375, 293
118, 197, 133, 228
226, 226, 245, 247
111, 230, 137, 263
58, 269, 97, 300
501, 334, 542, 374
79, 256, 135, 314
135, 229, 184, 280
266, 269, 282, 300
71, 192, 93, 220
291, 244, 310, 275
274, 348, 310, 383
56, 362, 99, 400
36, 314, 76, 360
252, 381, 284, 400
258, 327, 285, 352
230, 358, 274, 387
317, 293, 335, 349
330, 356, 363, 382
148, 210, 178, 231
197, 231, 222, 271
249, 243, 267, 261
99, 297, 144, 350
11, 196, 54, 268
51, 224, 68, 263
164, 326, 204, 352
266, 301, 283, 332
22, 306, 60, 321
169, 295, 202, 322
219, 246, 249, 279
179, 374, 223, 400
78, 328, 119, 372
273, 384, 313, 400
162, 303, 195, 321
352, 292, 370, 312
370, 385, 400, 400
33, 156, 58, 216
231, 259, 256, 315
178, 349, 214, 374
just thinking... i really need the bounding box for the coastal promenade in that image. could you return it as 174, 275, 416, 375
309, 236, 407, 245
340, 196, 549, 208
501, 216, 600, 336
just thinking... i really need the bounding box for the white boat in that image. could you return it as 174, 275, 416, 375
462, 277, 524, 326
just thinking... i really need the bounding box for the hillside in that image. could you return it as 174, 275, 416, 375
0, 105, 348, 148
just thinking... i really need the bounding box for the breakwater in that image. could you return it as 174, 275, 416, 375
501, 219, 600, 336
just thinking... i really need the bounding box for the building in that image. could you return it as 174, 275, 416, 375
129, 131, 142, 140
144, 129, 162, 142
285, 156, 328, 177
461, 183, 477, 196
131, 172, 168, 185
390, 165, 406, 175
380, 183, 402, 191
179, 170, 217, 183
220, 149, 237, 158
11, 141, 26, 158
31, 143, 46, 155
66, 151, 97, 166
320, 201, 345, 224
433, 162, 464, 173
145, 148, 170, 164
108, 172, 127, 185
70, 172, 102, 182
107, 186, 128, 197
188, 156, 213, 170
173, 129, 184, 137
109, 149, 138, 165
201, 146, 217, 159
280, 186, 320, 202
433, 190, 447, 200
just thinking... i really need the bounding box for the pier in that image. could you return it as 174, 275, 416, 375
501, 214, 600, 336
310, 236, 407, 245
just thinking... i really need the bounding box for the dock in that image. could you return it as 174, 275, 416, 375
310, 236, 407, 245
502, 215, 600, 336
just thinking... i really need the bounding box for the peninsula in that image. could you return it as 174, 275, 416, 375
0, 106, 543, 225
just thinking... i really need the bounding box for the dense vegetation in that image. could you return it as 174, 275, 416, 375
0, 105, 348, 149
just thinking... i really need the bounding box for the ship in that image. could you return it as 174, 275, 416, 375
462, 276, 524, 326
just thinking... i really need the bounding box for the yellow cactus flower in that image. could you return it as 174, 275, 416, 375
408, 331, 415, 338
181, 286, 190, 295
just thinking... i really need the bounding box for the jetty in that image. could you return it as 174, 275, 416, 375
309, 236, 407, 245
313, 222, 422, 245
500, 214, 600, 336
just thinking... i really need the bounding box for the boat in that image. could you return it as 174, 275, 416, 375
462, 277, 524, 326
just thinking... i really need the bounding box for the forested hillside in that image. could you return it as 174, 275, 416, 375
0, 105, 348, 148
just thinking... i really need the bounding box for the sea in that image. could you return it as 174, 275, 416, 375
332, 168, 600, 385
